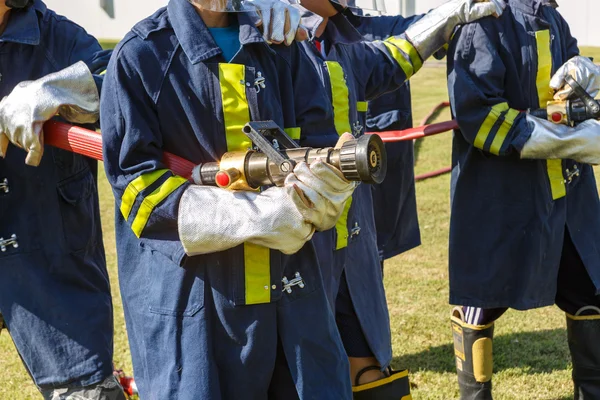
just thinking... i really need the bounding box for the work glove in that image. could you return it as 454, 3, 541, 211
245, 0, 308, 45
0, 61, 99, 166
404, 0, 506, 62
178, 184, 316, 256
285, 133, 356, 231
550, 56, 600, 100
521, 114, 600, 165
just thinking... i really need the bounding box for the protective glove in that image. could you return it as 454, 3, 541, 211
245, 0, 308, 45
178, 184, 316, 256
404, 0, 506, 61
521, 114, 600, 165
284, 133, 356, 231
0, 61, 99, 166
550, 56, 600, 100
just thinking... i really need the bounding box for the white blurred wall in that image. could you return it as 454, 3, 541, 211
43, 0, 600, 46
392, 0, 600, 47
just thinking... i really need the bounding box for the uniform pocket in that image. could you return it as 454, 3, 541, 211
56, 168, 98, 252
141, 243, 205, 317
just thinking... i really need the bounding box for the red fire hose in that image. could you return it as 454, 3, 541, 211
44, 120, 196, 180
44, 111, 457, 182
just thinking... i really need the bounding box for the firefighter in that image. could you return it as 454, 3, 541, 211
350, 10, 423, 269
100, 0, 358, 398
293, 0, 505, 397
0, 1, 125, 399
447, 0, 600, 398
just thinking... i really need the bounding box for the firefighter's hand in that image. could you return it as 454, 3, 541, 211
246, 0, 309, 45
0, 61, 99, 167
521, 114, 600, 165
550, 56, 600, 100
286, 138, 357, 232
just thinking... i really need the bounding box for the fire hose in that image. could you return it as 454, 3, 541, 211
44, 112, 458, 184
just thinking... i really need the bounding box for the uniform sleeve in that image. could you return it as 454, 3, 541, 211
447, 23, 531, 156
290, 42, 338, 145
353, 13, 424, 40
101, 40, 190, 262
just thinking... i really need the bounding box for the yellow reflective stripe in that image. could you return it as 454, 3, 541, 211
99, 69, 107, 76
473, 103, 509, 150
352, 369, 409, 392
382, 41, 414, 79
535, 30, 554, 108
219, 64, 252, 152
546, 159, 566, 199
244, 242, 271, 304
386, 36, 423, 73
284, 127, 301, 140
325, 61, 352, 136
356, 101, 368, 113
535, 30, 565, 200
131, 176, 187, 238
335, 196, 353, 250
489, 108, 519, 155
219, 63, 271, 304
120, 169, 169, 220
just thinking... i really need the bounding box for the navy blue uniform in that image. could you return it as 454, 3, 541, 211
447, 0, 600, 310
100, 1, 350, 398
301, 13, 422, 366
0, 0, 114, 390
353, 13, 423, 261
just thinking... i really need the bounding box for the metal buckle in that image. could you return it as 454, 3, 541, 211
352, 121, 363, 137
566, 165, 580, 183
350, 222, 361, 238
254, 72, 266, 93
282, 272, 305, 294
0, 178, 8, 194
0, 234, 18, 252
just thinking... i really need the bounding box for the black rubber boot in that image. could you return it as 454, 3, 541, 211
566, 307, 600, 400
352, 366, 412, 400
451, 308, 494, 400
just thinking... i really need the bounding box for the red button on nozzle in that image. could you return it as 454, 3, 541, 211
551, 112, 563, 123
215, 171, 231, 188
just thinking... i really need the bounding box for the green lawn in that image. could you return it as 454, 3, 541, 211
1, 55, 597, 399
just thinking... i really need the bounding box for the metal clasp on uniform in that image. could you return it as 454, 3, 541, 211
565, 165, 580, 183
0, 234, 18, 252
254, 72, 266, 93
352, 121, 363, 137
0, 178, 8, 194
282, 272, 305, 294
350, 222, 361, 238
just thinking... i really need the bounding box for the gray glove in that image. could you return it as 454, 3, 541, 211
0, 61, 99, 166
285, 160, 356, 231
521, 114, 600, 164
178, 184, 316, 256
404, 0, 506, 61
550, 56, 600, 100
244, 0, 308, 45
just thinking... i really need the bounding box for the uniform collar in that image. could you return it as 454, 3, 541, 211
322, 13, 363, 45
0, 1, 45, 45
168, 0, 270, 64
509, 0, 543, 16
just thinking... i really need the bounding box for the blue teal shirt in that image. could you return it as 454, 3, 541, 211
208, 23, 241, 62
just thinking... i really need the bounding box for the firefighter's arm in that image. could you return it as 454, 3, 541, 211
102, 40, 354, 258
348, 0, 505, 101
448, 23, 532, 156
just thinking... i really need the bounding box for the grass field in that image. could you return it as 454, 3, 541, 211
1, 48, 600, 399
